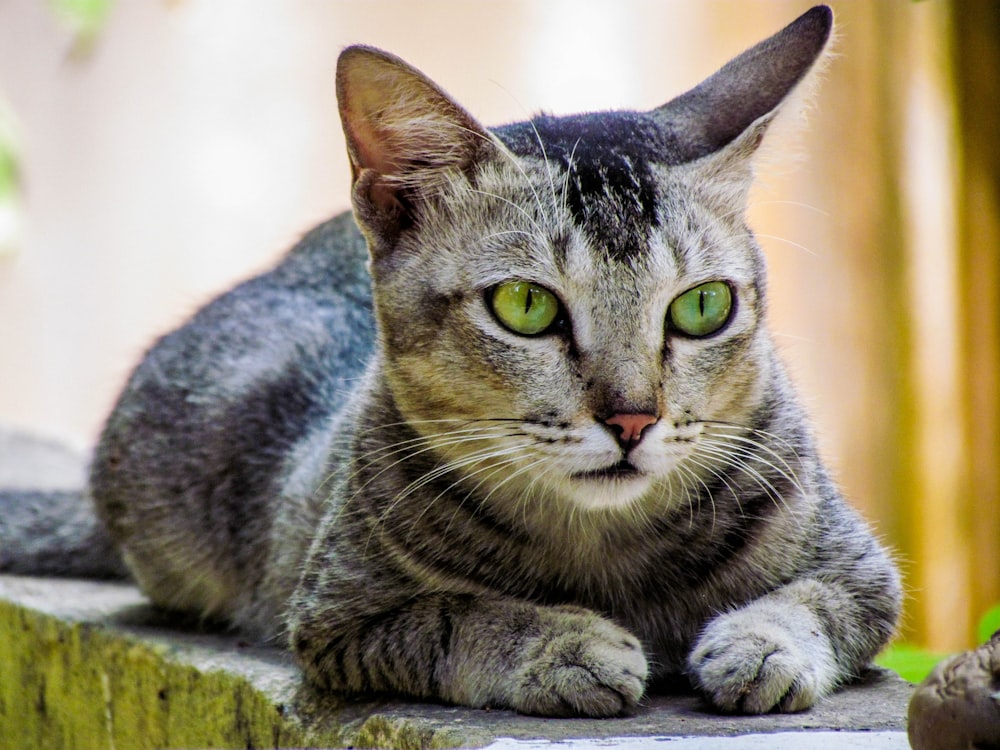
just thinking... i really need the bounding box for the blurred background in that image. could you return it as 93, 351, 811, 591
0, 0, 997, 661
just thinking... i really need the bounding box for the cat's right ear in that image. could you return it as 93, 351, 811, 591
336, 46, 495, 253
652, 5, 833, 209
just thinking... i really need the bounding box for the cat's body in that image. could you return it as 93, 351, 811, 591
2, 6, 901, 717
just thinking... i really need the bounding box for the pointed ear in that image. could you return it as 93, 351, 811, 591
653, 5, 833, 166
336, 45, 495, 250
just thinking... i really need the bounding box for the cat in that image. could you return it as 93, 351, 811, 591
1, 4, 901, 718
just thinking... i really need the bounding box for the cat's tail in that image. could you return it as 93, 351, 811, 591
0, 488, 128, 578
0, 428, 128, 579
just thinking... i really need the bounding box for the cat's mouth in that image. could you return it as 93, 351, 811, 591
573, 460, 644, 482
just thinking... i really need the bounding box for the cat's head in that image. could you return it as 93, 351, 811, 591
336, 6, 832, 512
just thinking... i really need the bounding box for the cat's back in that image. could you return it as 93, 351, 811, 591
95, 211, 374, 447
89, 210, 375, 627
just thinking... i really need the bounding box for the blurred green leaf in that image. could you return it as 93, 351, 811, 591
878, 603, 1000, 683
0, 101, 18, 200
876, 644, 949, 684
48, 0, 115, 56
48, 0, 115, 36
0, 151, 16, 200
0, 99, 22, 258
977, 603, 1000, 644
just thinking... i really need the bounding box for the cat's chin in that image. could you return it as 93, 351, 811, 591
560, 468, 655, 511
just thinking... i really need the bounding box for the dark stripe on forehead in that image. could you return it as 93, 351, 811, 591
494, 112, 663, 263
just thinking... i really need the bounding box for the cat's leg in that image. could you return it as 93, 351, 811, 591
686, 576, 893, 714
686, 472, 901, 715
290, 594, 648, 717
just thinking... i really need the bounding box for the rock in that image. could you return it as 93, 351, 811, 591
908, 630, 1000, 750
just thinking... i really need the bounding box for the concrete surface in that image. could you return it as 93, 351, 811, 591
484, 733, 911, 748
0, 574, 913, 749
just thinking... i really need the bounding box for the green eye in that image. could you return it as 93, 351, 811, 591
668, 281, 733, 337
491, 281, 560, 336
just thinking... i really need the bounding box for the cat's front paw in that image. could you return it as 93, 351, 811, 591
688, 610, 835, 714
512, 609, 648, 717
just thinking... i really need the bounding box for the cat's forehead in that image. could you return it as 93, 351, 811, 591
484, 112, 754, 284
491, 111, 720, 266
493, 112, 669, 264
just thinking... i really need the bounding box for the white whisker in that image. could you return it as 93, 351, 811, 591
741, 231, 817, 258
680, 455, 738, 527
479, 229, 538, 244
560, 137, 582, 218
465, 187, 545, 235
695, 439, 787, 514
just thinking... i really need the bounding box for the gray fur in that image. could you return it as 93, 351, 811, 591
0, 429, 128, 578
2, 6, 901, 717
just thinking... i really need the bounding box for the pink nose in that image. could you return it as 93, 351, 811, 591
604, 413, 659, 448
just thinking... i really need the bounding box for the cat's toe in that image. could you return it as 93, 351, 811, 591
688, 616, 831, 714
514, 614, 648, 717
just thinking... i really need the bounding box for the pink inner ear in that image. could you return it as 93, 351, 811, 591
337, 46, 495, 197
344, 111, 399, 177
338, 56, 410, 177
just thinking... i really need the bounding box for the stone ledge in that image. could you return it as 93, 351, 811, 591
0, 574, 912, 749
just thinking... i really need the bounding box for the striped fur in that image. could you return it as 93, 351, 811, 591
85, 6, 900, 717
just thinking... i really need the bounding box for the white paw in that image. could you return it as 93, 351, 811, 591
688, 609, 835, 714
513, 610, 648, 717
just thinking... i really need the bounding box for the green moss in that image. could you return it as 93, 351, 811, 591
0, 600, 343, 749
354, 715, 432, 750
0, 595, 484, 748
352, 713, 475, 750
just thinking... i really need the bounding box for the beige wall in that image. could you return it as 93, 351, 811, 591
0, 0, 839, 447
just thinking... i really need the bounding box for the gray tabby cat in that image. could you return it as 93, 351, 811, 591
3, 5, 902, 717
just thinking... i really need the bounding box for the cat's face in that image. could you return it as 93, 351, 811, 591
336, 7, 830, 510
370, 129, 773, 511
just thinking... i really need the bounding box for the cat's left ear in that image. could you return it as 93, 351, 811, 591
337, 45, 496, 254
653, 5, 833, 205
